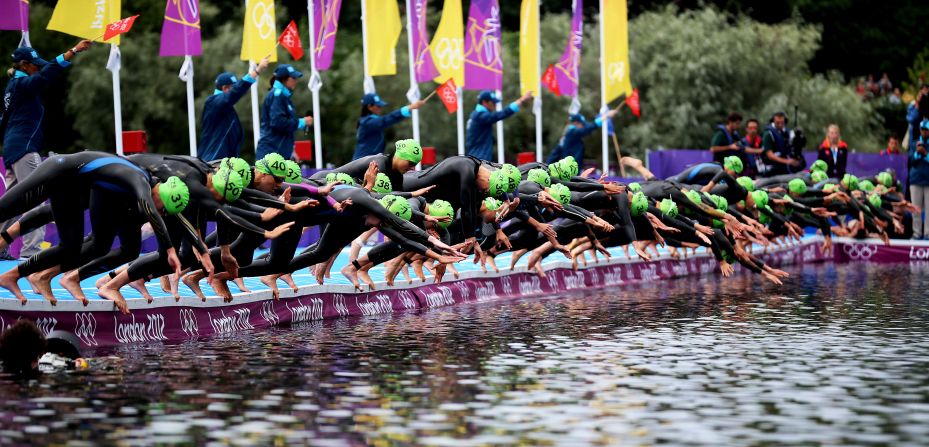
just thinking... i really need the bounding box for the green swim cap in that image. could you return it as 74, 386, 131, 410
751, 190, 769, 209
868, 193, 882, 208
394, 139, 423, 164
630, 192, 648, 217
325, 172, 337, 184
548, 162, 569, 181
811, 159, 828, 173
877, 172, 893, 188
212, 167, 244, 202
488, 169, 508, 197
428, 199, 454, 229
502, 164, 520, 193
724, 156, 743, 174
220, 157, 253, 189
527, 168, 551, 188
659, 198, 678, 219
372, 172, 392, 193
256, 153, 288, 178
842, 174, 859, 191
685, 189, 702, 205
483, 197, 502, 211
559, 156, 579, 178
822, 183, 836, 193
379, 194, 412, 220
548, 183, 572, 205
736, 176, 755, 192
628, 182, 641, 193
788, 178, 808, 195
858, 179, 874, 193
158, 176, 190, 215
284, 160, 302, 183
713, 194, 728, 211
336, 172, 356, 186
810, 170, 828, 183
759, 211, 771, 225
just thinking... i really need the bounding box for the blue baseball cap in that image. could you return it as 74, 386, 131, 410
215, 72, 238, 88
11, 47, 48, 66
273, 64, 303, 79
477, 90, 501, 103
361, 93, 388, 107
921, 119, 929, 130
569, 114, 586, 123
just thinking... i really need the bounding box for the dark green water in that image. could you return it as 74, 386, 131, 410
1, 262, 928, 446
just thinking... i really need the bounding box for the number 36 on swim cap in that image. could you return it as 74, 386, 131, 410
159, 176, 190, 215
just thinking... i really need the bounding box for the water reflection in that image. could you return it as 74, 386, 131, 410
1, 263, 928, 445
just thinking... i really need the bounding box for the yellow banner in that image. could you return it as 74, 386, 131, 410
602, 0, 632, 103
519, 0, 539, 95
364, 0, 401, 76
429, 0, 464, 85
240, 0, 277, 62
47, 0, 122, 44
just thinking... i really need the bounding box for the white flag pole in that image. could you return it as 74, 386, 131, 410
249, 61, 261, 150
183, 56, 197, 156
107, 44, 124, 156
456, 87, 465, 156
360, 0, 376, 94
404, 0, 421, 145
307, 0, 324, 169
495, 89, 504, 163
534, 0, 543, 162
598, 0, 609, 176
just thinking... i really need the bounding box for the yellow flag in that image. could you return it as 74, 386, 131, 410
241, 0, 277, 63
364, 0, 401, 76
602, 0, 632, 103
47, 0, 122, 44
429, 0, 464, 85
519, 0, 539, 95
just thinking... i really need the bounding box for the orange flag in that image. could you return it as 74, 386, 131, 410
278, 20, 304, 60
625, 88, 640, 118
104, 15, 139, 41
541, 64, 560, 96
436, 78, 458, 113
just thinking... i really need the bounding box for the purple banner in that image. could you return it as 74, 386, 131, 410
646, 149, 909, 186
410, 0, 439, 82
0, 0, 28, 32
554, 0, 583, 98
463, 0, 502, 90
159, 0, 202, 57
313, 0, 342, 71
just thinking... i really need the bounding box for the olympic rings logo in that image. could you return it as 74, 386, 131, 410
843, 243, 878, 260
251, 1, 274, 40
434, 38, 462, 71
607, 62, 626, 82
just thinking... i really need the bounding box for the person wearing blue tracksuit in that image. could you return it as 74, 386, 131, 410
255, 64, 313, 161
546, 110, 618, 165
198, 57, 269, 162
1, 40, 91, 259
465, 90, 533, 161
353, 93, 424, 160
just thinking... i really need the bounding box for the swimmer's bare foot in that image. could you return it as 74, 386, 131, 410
98, 286, 129, 314
0, 269, 26, 305
95, 274, 110, 290
160, 275, 171, 293
182, 271, 207, 302
357, 268, 375, 290
312, 265, 326, 285
259, 275, 280, 301
233, 277, 251, 293
340, 264, 361, 290
448, 264, 460, 279
59, 271, 89, 306
128, 279, 154, 304
280, 274, 299, 293
27, 271, 56, 306
485, 256, 499, 274
210, 278, 234, 302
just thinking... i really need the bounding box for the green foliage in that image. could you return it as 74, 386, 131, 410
902, 47, 929, 95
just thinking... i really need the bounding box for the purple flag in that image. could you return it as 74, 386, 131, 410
0, 0, 28, 32
159, 0, 202, 57
313, 0, 342, 71
554, 0, 583, 98
463, 0, 502, 90
410, 0, 439, 82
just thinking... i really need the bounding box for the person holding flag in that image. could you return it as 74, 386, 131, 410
1, 38, 92, 260
465, 90, 533, 161
198, 56, 270, 162
353, 94, 425, 160
255, 64, 314, 160
547, 110, 618, 165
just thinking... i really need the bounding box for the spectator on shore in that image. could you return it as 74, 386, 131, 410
906, 84, 929, 151
817, 124, 848, 179
762, 112, 801, 176
741, 118, 764, 177
908, 120, 929, 239
889, 88, 902, 105
881, 135, 902, 156
879, 73, 893, 95
709, 112, 743, 164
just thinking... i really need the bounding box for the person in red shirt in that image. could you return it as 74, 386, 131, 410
816, 124, 848, 179
880, 134, 902, 156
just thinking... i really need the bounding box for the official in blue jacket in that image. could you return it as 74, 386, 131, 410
1, 40, 91, 259
465, 90, 533, 161
909, 120, 929, 239
353, 93, 424, 160
255, 64, 313, 160
546, 110, 617, 165
198, 57, 269, 161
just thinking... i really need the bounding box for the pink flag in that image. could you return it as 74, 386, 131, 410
463, 0, 502, 91
0, 0, 29, 32
410, 0, 439, 82
554, 0, 583, 98
159, 0, 202, 57
313, 0, 342, 71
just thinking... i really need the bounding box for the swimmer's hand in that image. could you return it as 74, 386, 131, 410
261, 207, 283, 221
412, 185, 436, 197
265, 221, 295, 239
333, 199, 352, 213
286, 199, 318, 212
